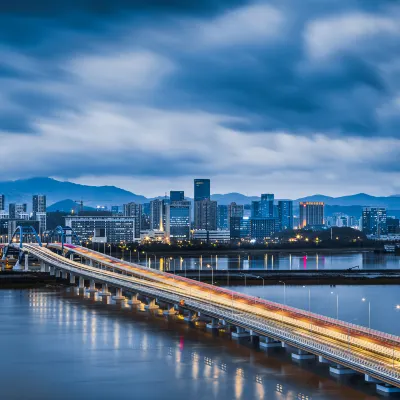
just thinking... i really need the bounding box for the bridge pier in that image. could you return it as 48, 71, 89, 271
145, 298, 159, 310
24, 254, 29, 271
40, 261, 46, 272
69, 274, 76, 284
376, 384, 400, 394
163, 303, 176, 315
329, 364, 357, 375
78, 277, 85, 291
206, 318, 220, 329
365, 374, 382, 383
112, 288, 126, 302
55, 269, 61, 278
62, 271, 68, 280
128, 293, 141, 306
318, 356, 331, 364
232, 327, 250, 339
99, 283, 111, 296
260, 336, 281, 349
184, 310, 197, 322
87, 279, 97, 293
291, 349, 315, 361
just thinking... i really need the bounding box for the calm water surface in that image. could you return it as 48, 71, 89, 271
136, 251, 400, 271
0, 287, 395, 400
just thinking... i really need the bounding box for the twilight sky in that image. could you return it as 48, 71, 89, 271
0, 0, 399, 198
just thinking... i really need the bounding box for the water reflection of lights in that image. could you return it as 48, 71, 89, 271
276, 383, 283, 393
234, 368, 244, 399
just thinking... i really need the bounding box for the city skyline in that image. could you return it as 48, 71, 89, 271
0, 1, 399, 198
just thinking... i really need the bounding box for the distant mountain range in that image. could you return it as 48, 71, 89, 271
0, 177, 399, 211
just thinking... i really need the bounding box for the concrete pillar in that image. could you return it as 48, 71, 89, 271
112, 287, 126, 302
128, 293, 141, 305
365, 375, 381, 383
24, 254, 29, 271
99, 283, 111, 296
163, 303, 176, 315
62, 271, 68, 279
184, 310, 197, 322
329, 364, 357, 375
78, 277, 85, 291
260, 336, 281, 349
49, 266, 55, 276
232, 327, 250, 339
55, 269, 61, 278
206, 318, 220, 329
40, 261, 46, 272
145, 298, 159, 310
87, 279, 97, 293
318, 356, 331, 364
70, 254, 74, 261
291, 349, 315, 360
69, 274, 76, 284
376, 384, 400, 394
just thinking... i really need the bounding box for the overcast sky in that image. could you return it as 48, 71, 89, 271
0, 0, 399, 198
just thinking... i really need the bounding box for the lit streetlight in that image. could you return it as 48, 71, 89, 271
303, 285, 311, 312
279, 281, 286, 305
362, 298, 371, 329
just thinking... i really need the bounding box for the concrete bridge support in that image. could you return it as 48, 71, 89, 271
329, 364, 357, 375
376, 384, 400, 394
184, 310, 197, 322
78, 277, 85, 291
55, 269, 61, 278
40, 261, 46, 272
62, 271, 68, 280
232, 327, 250, 339
163, 303, 176, 315
145, 298, 159, 310
99, 283, 111, 296
87, 279, 97, 293
24, 254, 29, 271
365, 374, 381, 383
112, 287, 126, 302
291, 349, 315, 361
206, 318, 220, 329
69, 274, 76, 284
128, 293, 141, 306
259, 336, 281, 349
318, 356, 332, 364
49, 266, 55, 276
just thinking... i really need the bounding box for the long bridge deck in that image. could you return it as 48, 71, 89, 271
13, 243, 400, 391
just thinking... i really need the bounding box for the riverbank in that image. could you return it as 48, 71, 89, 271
0, 271, 58, 288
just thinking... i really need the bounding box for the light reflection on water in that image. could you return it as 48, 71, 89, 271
0, 288, 385, 399
140, 251, 400, 271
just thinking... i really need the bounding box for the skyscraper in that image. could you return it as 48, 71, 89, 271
194, 199, 217, 230
362, 207, 387, 236
228, 202, 244, 218
150, 199, 163, 231
278, 200, 293, 231
217, 205, 229, 230
251, 201, 261, 218
299, 202, 324, 228
260, 194, 274, 218
170, 191, 185, 202
194, 179, 210, 201
9, 203, 27, 219
0, 194, 4, 211
166, 192, 191, 241
33, 195, 46, 213
123, 202, 142, 238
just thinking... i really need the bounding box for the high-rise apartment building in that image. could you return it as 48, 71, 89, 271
150, 199, 163, 231
251, 201, 261, 218
33, 195, 46, 213
123, 202, 142, 238
362, 207, 387, 236
299, 202, 324, 228
278, 200, 293, 231
217, 205, 229, 230
9, 203, 27, 219
0, 194, 5, 211
250, 218, 277, 241
194, 199, 217, 230
260, 194, 274, 218
166, 195, 191, 241
228, 202, 244, 219
194, 179, 210, 201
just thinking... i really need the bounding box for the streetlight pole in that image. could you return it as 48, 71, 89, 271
207, 264, 213, 285
279, 281, 286, 305
362, 298, 371, 329
303, 286, 310, 312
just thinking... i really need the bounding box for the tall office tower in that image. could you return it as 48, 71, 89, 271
9, 203, 27, 219
150, 199, 164, 231
217, 205, 229, 230
166, 199, 191, 241
362, 207, 387, 236
251, 201, 261, 218
194, 179, 210, 201
299, 202, 325, 228
123, 202, 142, 238
33, 195, 47, 213
0, 194, 4, 211
260, 194, 274, 218
278, 200, 293, 231
250, 218, 277, 241
230, 216, 251, 241
170, 191, 185, 202
387, 217, 400, 234
194, 199, 217, 230
228, 202, 244, 218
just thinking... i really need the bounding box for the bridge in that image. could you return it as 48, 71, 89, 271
3, 229, 400, 394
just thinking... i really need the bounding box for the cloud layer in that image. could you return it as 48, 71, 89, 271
0, 0, 399, 197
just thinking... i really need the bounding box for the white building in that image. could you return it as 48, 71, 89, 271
140, 230, 167, 243
191, 230, 230, 243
